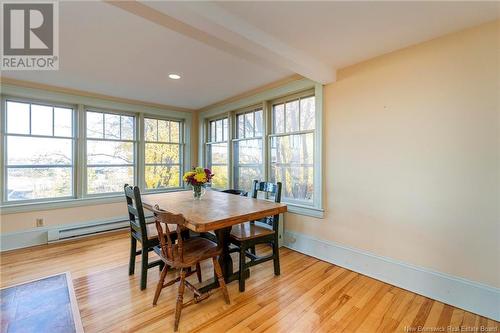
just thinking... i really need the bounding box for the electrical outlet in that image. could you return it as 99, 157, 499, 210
36, 218, 44, 227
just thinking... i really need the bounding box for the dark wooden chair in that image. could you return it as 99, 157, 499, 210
124, 184, 175, 290
221, 189, 248, 197
151, 206, 230, 332
229, 180, 282, 292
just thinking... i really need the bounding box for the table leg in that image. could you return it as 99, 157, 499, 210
215, 226, 233, 281
198, 226, 249, 294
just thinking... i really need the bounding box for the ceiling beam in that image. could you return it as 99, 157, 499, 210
106, 1, 336, 84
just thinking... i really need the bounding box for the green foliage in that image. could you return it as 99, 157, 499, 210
145, 142, 180, 189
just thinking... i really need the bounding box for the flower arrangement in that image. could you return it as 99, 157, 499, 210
183, 167, 214, 200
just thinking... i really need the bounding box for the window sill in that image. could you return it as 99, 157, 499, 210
0, 188, 189, 215
0, 189, 323, 218
286, 203, 324, 218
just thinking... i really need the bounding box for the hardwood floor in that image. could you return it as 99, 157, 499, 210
1, 231, 497, 332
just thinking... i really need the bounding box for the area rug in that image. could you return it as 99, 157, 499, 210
1, 272, 84, 333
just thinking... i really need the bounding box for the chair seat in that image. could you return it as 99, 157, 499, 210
146, 222, 177, 241
154, 237, 221, 268
230, 223, 275, 241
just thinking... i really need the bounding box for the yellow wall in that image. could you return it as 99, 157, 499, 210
286, 20, 499, 287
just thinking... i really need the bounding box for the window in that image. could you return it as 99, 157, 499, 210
144, 117, 183, 190
85, 110, 135, 194
1, 92, 193, 212
233, 108, 263, 191
271, 95, 315, 204
207, 118, 228, 189
4, 100, 74, 201
200, 88, 320, 214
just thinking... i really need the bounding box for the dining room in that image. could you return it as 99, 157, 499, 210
0, 1, 499, 332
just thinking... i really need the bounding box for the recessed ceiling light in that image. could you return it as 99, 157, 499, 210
168, 74, 181, 80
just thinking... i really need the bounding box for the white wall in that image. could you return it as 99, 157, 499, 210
0, 202, 127, 233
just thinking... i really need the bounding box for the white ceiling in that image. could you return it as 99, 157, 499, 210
2, 1, 292, 109
217, 1, 500, 70
2, 1, 498, 110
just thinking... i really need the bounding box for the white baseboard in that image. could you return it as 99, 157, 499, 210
1, 216, 130, 252
284, 231, 500, 321
0, 228, 49, 251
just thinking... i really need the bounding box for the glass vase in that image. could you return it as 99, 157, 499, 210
192, 185, 205, 200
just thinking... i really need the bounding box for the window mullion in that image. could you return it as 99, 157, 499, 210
214, 120, 217, 142
263, 101, 270, 184
77, 104, 85, 198
7, 164, 73, 168
137, 113, 145, 190
227, 112, 233, 189
253, 110, 256, 137
119, 115, 122, 140
283, 102, 287, 135
314, 83, 323, 210
168, 121, 172, 143
52, 107, 55, 136
269, 129, 314, 138
28, 103, 32, 135
101, 113, 105, 139
179, 122, 187, 187
5, 133, 74, 140
0, 97, 5, 203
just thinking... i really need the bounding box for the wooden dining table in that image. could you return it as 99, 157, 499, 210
142, 190, 287, 292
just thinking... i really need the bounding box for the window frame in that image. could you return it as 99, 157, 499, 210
142, 115, 185, 193
199, 83, 324, 218
83, 107, 138, 197
206, 115, 230, 190
232, 105, 264, 191
269, 90, 316, 206
1, 96, 77, 204
0, 89, 193, 213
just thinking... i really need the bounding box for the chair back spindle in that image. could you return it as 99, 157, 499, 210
251, 180, 282, 230
153, 205, 186, 264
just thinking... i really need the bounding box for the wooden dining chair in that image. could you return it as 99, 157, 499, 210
124, 184, 175, 290
229, 180, 282, 292
151, 206, 230, 331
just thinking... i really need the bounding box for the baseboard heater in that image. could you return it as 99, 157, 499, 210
47, 217, 130, 242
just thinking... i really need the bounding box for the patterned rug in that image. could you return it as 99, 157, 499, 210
1, 272, 83, 333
